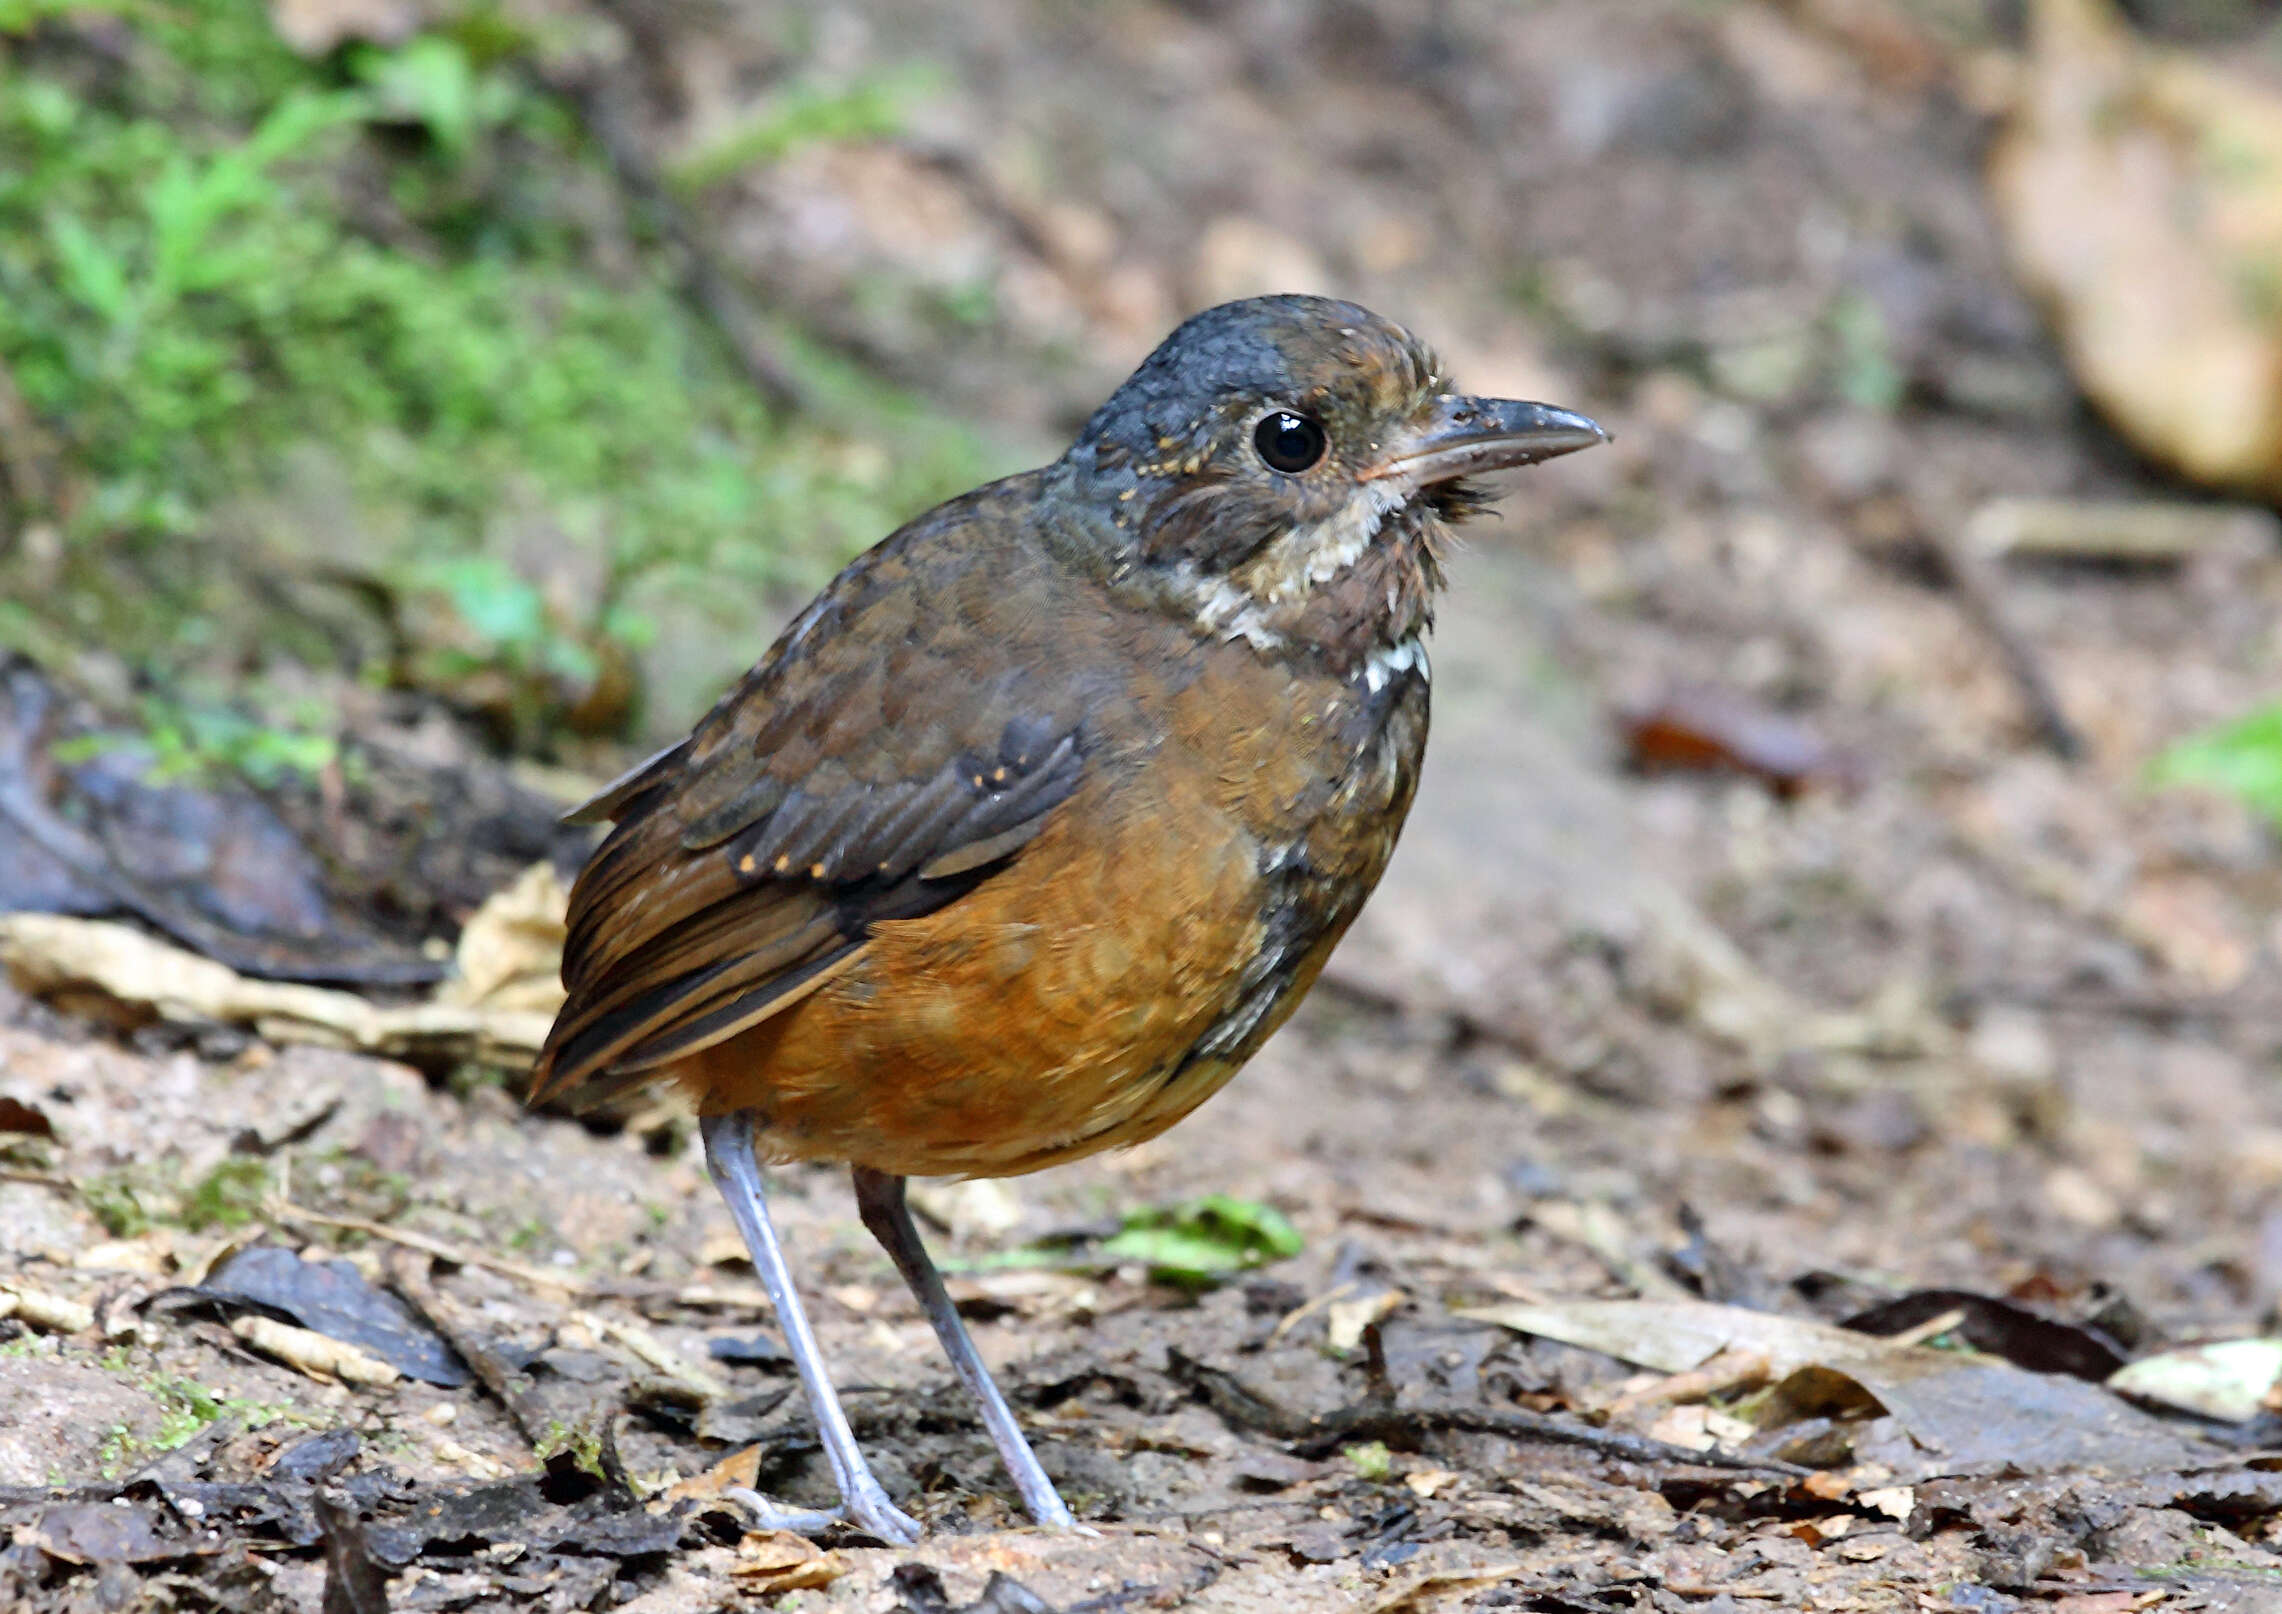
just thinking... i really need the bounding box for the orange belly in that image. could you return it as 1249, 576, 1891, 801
670, 766, 1291, 1178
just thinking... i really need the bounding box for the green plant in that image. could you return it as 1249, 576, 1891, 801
2152, 702, 2282, 829
0, 1, 996, 737
1343, 1440, 1393, 1481
96, 1373, 297, 1475
80, 1171, 157, 1238
1099, 1194, 1305, 1284
53, 695, 341, 787
180, 1157, 272, 1230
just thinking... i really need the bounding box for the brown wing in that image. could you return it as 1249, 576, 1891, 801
530, 490, 1095, 1112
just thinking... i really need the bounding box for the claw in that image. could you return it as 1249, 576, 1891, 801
842, 1480, 923, 1545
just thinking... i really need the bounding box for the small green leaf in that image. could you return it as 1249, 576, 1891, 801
1099, 1194, 1303, 1283
1344, 1441, 1392, 1481
2152, 702, 2282, 829
46, 213, 133, 325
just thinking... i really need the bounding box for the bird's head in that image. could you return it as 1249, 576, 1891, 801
1056, 295, 1605, 673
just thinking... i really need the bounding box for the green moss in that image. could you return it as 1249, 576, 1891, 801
536, 1417, 606, 1480
0, 0, 997, 747
180, 1157, 271, 1230
80, 1171, 157, 1238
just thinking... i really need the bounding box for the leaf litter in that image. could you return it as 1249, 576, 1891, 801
10, 0, 2282, 1609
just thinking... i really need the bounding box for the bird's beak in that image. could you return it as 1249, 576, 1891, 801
1360, 396, 1609, 486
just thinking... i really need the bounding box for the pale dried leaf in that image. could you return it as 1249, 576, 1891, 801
229, 1314, 400, 1386
2108, 1338, 2282, 1423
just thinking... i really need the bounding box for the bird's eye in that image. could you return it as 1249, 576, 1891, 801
1253, 411, 1327, 474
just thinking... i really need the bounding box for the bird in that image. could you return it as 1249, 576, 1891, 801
529, 294, 1606, 1542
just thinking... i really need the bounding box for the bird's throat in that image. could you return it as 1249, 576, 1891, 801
1174, 494, 1445, 677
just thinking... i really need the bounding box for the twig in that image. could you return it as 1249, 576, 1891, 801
278, 1201, 588, 1298
0, 1169, 74, 1191
1602, 1348, 1771, 1419
382, 1246, 552, 1449
313, 1488, 392, 1614
1165, 1349, 1807, 1477
1949, 979, 2282, 1028
1927, 526, 2083, 760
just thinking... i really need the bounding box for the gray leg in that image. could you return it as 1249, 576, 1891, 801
852, 1167, 1077, 1530
699, 1113, 921, 1544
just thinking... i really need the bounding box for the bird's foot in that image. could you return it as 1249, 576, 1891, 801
721, 1489, 843, 1538
840, 1476, 923, 1545
721, 1483, 923, 1544
1022, 1484, 1079, 1533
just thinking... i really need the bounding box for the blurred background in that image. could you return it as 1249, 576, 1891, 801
8, 0, 2282, 1602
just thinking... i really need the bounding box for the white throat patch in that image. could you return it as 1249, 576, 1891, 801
1184, 482, 1410, 651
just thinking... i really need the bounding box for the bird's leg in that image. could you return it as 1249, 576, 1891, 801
852, 1166, 1078, 1530
699, 1113, 922, 1545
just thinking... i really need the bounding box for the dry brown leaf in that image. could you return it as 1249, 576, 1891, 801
1461, 1296, 2209, 1480
1990, 0, 2282, 499
729, 1530, 848, 1594
438, 862, 569, 1017
665, 1445, 761, 1503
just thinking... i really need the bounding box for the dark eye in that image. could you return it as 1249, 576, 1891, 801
1253, 410, 1327, 473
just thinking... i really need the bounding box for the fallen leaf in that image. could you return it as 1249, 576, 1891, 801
665, 1444, 761, 1503
1857, 1484, 1914, 1522
0, 1094, 54, 1136
1619, 684, 1853, 797
1461, 1297, 2217, 1480
0, 913, 553, 1068
1403, 1467, 1461, 1499
1841, 1288, 2128, 1380
1990, 0, 2282, 499
730, 1530, 849, 1594
33, 1501, 217, 1565
188, 1244, 469, 1386
437, 861, 568, 1016
2108, 1338, 2282, 1423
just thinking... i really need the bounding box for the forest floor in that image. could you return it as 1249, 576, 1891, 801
6, 2, 2282, 1610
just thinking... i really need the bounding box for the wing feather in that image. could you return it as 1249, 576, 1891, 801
531, 488, 1098, 1112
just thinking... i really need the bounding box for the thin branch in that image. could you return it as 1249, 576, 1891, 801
1165, 1349, 1807, 1478
1927, 527, 2083, 760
